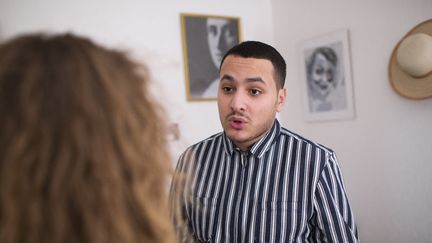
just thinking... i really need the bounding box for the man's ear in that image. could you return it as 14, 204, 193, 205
276, 88, 286, 112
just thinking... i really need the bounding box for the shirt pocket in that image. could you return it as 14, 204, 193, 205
190, 196, 218, 242
254, 200, 300, 243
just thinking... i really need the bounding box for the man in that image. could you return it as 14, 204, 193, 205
202, 17, 239, 98
171, 41, 359, 242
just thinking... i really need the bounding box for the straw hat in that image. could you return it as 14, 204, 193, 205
388, 19, 432, 99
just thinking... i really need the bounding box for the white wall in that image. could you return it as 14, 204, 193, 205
1, 0, 432, 242
272, 0, 432, 242
0, 0, 275, 160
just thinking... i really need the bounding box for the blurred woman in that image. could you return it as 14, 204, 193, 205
0, 33, 175, 243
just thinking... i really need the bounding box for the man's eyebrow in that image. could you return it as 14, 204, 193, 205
220, 74, 265, 84
246, 77, 265, 84
221, 74, 235, 81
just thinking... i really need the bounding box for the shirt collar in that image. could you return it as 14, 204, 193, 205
222, 119, 281, 158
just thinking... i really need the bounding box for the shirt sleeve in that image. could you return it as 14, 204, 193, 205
312, 152, 359, 243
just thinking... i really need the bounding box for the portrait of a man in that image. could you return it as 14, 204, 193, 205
181, 14, 241, 100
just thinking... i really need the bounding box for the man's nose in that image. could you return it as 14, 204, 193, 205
230, 92, 246, 112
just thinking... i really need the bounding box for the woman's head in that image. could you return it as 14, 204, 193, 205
0, 33, 174, 243
206, 18, 239, 68
306, 47, 338, 100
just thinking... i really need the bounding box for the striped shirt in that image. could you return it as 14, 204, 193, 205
171, 120, 359, 243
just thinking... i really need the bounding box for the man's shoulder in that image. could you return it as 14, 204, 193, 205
176, 132, 224, 168
182, 132, 224, 154
279, 127, 335, 154
191, 132, 224, 147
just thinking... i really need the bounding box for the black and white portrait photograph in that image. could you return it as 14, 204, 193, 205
299, 29, 355, 122
181, 13, 241, 101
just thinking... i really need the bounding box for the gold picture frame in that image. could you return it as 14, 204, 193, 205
180, 13, 242, 101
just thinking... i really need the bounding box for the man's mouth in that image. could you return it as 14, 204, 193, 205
229, 117, 246, 130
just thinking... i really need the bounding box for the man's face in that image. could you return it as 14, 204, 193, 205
207, 18, 237, 68
217, 56, 286, 151
309, 53, 337, 99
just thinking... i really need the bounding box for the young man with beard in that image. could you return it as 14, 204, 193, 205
171, 41, 359, 243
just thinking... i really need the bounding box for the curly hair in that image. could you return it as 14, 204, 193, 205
0, 33, 175, 243
306, 46, 338, 80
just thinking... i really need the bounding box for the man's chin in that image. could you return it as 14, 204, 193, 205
226, 131, 250, 145
225, 129, 243, 139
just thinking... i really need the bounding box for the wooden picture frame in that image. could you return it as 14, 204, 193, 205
180, 13, 242, 101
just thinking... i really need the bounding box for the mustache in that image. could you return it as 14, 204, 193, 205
226, 112, 249, 121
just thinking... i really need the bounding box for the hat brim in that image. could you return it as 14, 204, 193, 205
388, 19, 432, 99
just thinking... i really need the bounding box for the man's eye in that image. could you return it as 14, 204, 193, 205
249, 89, 262, 96
222, 86, 234, 93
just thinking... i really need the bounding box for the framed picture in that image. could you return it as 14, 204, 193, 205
180, 13, 242, 101
299, 29, 355, 122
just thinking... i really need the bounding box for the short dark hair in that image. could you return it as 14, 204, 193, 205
219, 41, 286, 89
